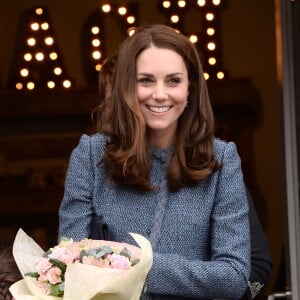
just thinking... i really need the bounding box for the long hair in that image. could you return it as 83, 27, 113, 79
0, 242, 22, 300
101, 24, 221, 192
93, 54, 118, 133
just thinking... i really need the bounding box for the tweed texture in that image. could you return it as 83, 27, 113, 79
58, 134, 250, 299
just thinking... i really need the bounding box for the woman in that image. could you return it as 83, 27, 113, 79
93, 54, 272, 299
59, 24, 250, 299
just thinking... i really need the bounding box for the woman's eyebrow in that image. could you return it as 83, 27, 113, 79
137, 72, 183, 77
136, 72, 152, 76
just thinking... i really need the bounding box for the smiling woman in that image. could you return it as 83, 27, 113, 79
58, 24, 251, 299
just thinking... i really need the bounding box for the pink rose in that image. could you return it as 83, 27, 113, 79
49, 246, 76, 263
82, 256, 110, 268
37, 273, 48, 282
36, 258, 52, 274
37, 281, 51, 295
46, 266, 62, 284
110, 253, 131, 269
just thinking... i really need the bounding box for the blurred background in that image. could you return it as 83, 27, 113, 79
0, 0, 297, 298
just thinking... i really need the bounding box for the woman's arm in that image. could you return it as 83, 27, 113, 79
146, 141, 251, 299
58, 135, 96, 241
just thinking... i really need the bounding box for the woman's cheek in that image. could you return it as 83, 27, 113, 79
137, 87, 151, 102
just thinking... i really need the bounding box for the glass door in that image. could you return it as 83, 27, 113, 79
271, 0, 300, 298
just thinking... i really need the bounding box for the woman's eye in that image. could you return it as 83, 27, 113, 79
137, 77, 153, 84
168, 77, 181, 85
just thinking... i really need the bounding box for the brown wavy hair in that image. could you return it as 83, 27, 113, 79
99, 24, 221, 192
0, 242, 22, 300
93, 54, 118, 133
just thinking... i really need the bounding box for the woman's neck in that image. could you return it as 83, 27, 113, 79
147, 129, 175, 149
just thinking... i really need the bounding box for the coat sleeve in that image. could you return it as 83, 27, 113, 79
241, 189, 273, 299
145, 141, 251, 299
58, 134, 96, 241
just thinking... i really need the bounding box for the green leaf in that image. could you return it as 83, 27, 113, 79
24, 272, 39, 278
100, 245, 113, 254
95, 250, 106, 258
87, 249, 97, 257
50, 283, 64, 297
49, 258, 67, 273
120, 247, 132, 259
60, 237, 72, 242
80, 249, 89, 262
131, 258, 140, 266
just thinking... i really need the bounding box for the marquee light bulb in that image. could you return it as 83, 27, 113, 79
92, 39, 101, 47
49, 52, 58, 60
197, 0, 206, 7
24, 53, 32, 61
92, 50, 101, 60
30, 22, 39, 31
47, 81, 55, 89
27, 82, 35, 90
35, 8, 43, 15
217, 71, 225, 79
212, 0, 221, 5
54, 67, 62, 75
189, 35, 198, 43
178, 1, 186, 8
118, 7, 127, 15
207, 28, 215, 36
95, 64, 101, 71
207, 42, 216, 50
41, 22, 49, 30
128, 27, 136, 36
63, 80, 71, 88
127, 16, 135, 24
91, 26, 100, 34
171, 15, 179, 23
208, 57, 217, 65
16, 83, 23, 90
27, 38, 36, 46
35, 52, 44, 61
20, 68, 29, 77
206, 13, 214, 21
162, 1, 171, 8
45, 37, 54, 45
102, 4, 111, 13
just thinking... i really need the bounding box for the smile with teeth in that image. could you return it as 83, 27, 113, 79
147, 105, 172, 113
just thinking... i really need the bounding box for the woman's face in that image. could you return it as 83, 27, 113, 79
136, 46, 189, 147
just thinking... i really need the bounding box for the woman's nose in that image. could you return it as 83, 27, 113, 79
152, 84, 168, 100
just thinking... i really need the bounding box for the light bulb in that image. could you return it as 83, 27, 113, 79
20, 68, 29, 77
118, 7, 127, 15
197, 0, 206, 7
27, 82, 35, 90
47, 81, 55, 89
63, 80, 71, 88
206, 13, 214, 21
30, 22, 39, 31
171, 15, 179, 23
91, 26, 100, 35
102, 4, 111, 13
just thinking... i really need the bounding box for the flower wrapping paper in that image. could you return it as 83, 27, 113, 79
10, 228, 153, 300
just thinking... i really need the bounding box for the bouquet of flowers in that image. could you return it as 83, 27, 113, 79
9, 228, 153, 300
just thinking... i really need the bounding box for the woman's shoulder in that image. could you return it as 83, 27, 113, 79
213, 137, 239, 160
74, 133, 107, 158
78, 133, 107, 145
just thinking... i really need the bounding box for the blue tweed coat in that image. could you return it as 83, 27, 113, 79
58, 134, 250, 299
